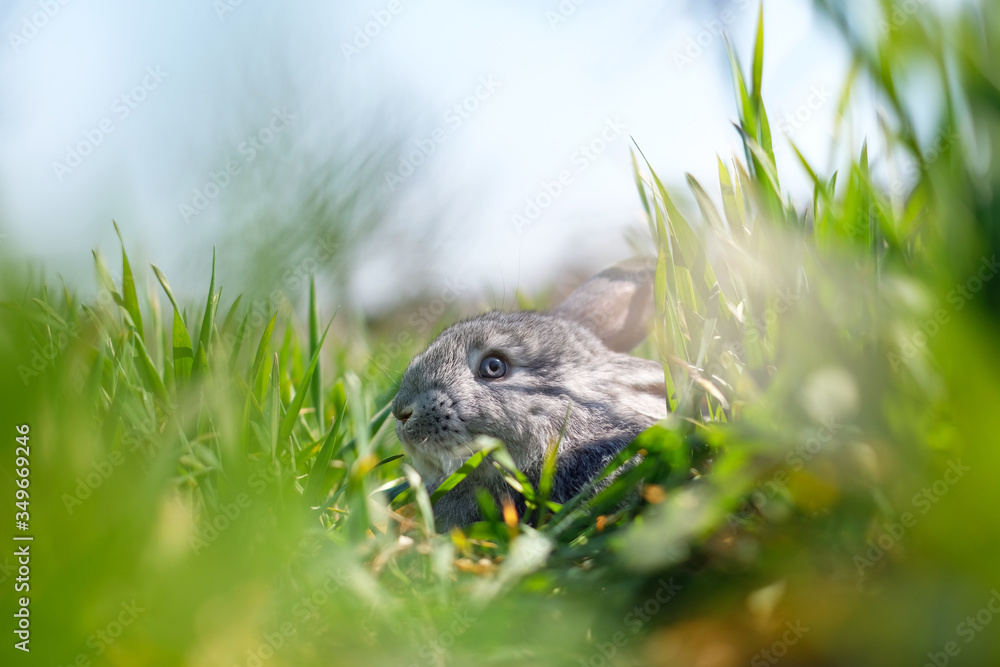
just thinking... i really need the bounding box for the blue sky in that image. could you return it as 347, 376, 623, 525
0, 0, 888, 312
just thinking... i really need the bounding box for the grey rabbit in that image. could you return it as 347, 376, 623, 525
392, 258, 668, 529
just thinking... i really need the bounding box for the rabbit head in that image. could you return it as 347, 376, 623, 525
392, 258, 667, 527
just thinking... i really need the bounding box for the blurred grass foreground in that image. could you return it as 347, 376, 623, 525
4, 2, 1000, 666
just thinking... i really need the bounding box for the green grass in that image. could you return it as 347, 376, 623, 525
3, 2, 1000, 665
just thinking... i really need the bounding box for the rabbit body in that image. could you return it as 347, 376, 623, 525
392, 260, 667, 529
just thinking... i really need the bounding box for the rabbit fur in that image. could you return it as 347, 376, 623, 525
392, 258, 667, 529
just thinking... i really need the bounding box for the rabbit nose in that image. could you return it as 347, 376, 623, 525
396, 405, 414, 424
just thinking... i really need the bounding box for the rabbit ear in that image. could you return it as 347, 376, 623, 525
550, 257, 657, 352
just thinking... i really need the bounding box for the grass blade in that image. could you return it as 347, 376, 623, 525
113, 221, 144, 341
430, 440, 502, 504
252, 312, 277, 400
267, 353, 280, 456
751, 3, 764, 100
277, 315, 335, 445
309, 276, 323, 424
152, 265, 194, 385
304, 410, 347, 508
192, 248, 218, 378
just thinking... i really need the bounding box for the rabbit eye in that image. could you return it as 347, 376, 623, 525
478, 355, 508, 379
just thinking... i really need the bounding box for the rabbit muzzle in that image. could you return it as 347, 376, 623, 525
393, 388, 477, 480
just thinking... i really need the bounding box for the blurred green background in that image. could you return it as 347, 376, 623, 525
3, 1, 1000, 666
